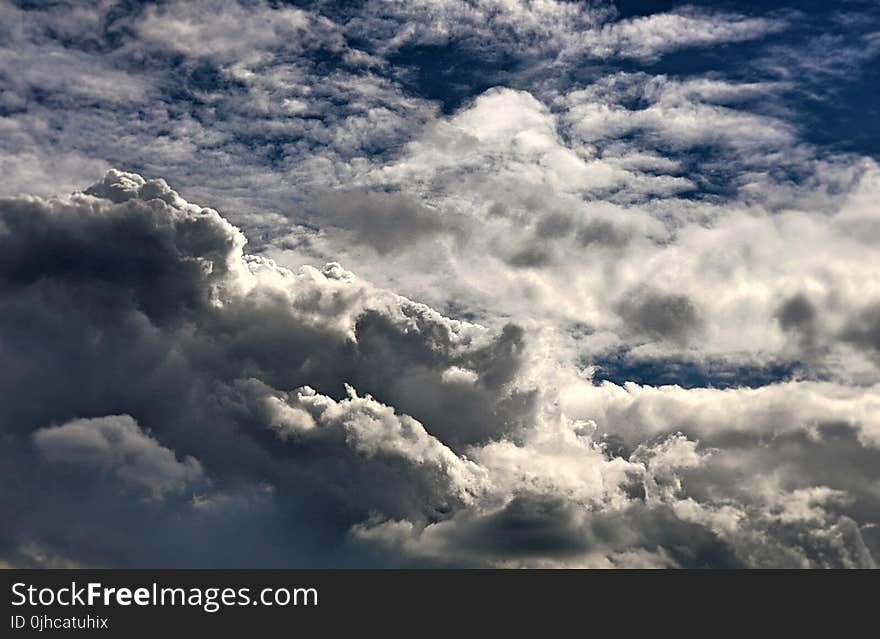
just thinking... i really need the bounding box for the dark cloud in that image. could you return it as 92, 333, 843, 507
349, 313, 536, 447
32, 415, 204, 501
3, 0, 880, 569
534, 212, 573, 239
841, 303, 880, 356
616, 290, 702, 344
2, 173, 875, 568
356, 495, 743, 568
778, 294, 817, 331
312, 189, 444, 254
443, 495, 602, 560
576, 219, 630, 248
504, 243, 552, 268
777, 292, 819, 347
0, 170, 534, 565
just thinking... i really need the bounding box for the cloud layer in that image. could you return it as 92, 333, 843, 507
2, 0, 880, 567
0, 168, 876, 568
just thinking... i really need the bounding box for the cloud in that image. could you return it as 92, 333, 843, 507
560, 74, 795, 155
352, 412, 878, 567
311, 189, 444, 254
351, 496, 744, 568
0, 0, 439, 222
346, 2, 786, 65
344, 0, 608, 57
616, 290, 703, 345
559, 378, 880, 447
841, 304, 880, 359
0, 171, 878, 567
0, 170, 537, 564
133, 0, 344, 63
3, 1, 880, 568
33, 415, 203, 500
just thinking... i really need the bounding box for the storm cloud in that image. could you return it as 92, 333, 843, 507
2, 0, 880, 568
0, 167, 877, 568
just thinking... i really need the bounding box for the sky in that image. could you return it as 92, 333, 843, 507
1, 0, 879, 568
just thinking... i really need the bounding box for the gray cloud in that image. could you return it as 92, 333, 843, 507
352, 496, 736, 568
616, 290, 703, 344
841, 304, 880, 357
778, 294, 817, 333
0, 172, 877, 567
534, 212, 573, 239
3, 0, 880, 569
576, 219, 631, 248
505, 243, 552, 268
33, 415, 203, 500
0, 171, 537, 565
568, 8, 788, 61
312, 189, 444, 254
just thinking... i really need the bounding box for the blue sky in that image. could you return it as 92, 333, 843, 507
1, 0, 880, 567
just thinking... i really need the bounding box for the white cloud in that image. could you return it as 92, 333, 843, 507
558, 378, 880, 448
133, 0, 344, 63
567, 8, 788, 60
560, 74, 795, 153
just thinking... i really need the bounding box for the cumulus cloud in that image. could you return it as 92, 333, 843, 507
3, 0, 880, 568
0, 170, 877, 568
0, 170, 536, 564
33, 415, 203, 500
